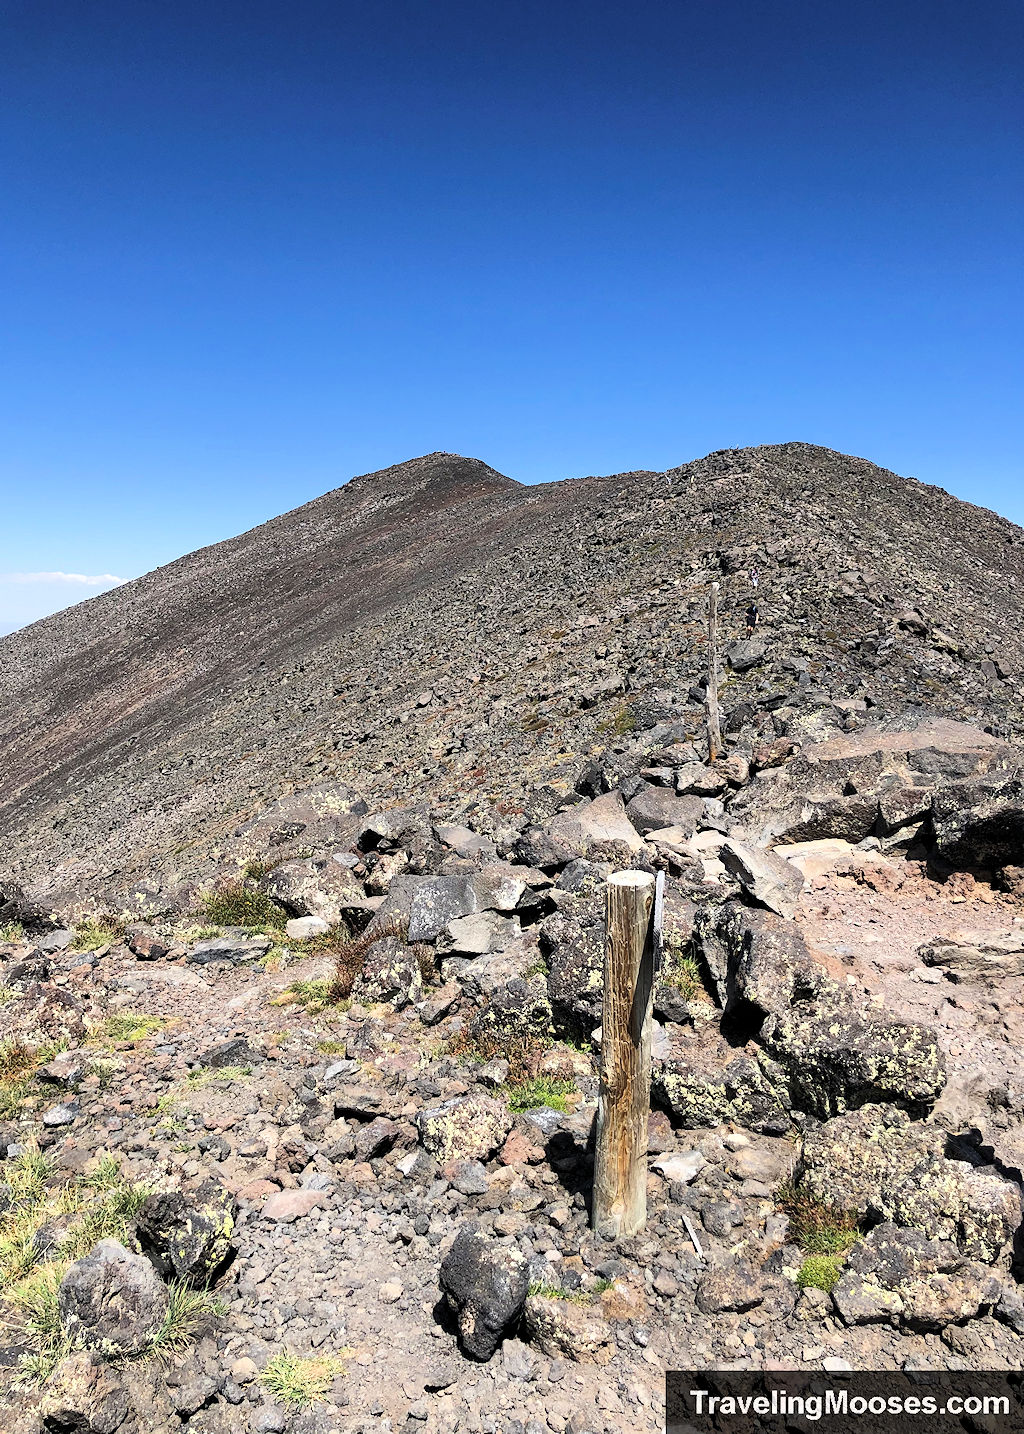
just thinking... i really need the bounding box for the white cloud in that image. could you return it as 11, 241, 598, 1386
1, 571, 125, 586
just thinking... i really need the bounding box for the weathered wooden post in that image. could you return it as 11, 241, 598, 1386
706, 580, 723, 762
593, 870, 657, 1240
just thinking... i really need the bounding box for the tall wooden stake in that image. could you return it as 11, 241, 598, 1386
706, 581, 722, 763
593, 870, 656, 1241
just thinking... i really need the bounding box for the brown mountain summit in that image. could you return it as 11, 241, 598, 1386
2, 441, 1023, 906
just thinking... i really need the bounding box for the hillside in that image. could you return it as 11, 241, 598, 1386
6, 443, 1024, 1432
2, 442, 1022, 912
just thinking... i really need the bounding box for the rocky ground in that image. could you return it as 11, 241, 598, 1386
4, 698, 1024, 1432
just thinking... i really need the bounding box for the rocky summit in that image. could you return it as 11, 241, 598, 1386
3, 442, 1024, 1434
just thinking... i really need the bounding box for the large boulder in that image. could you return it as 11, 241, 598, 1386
350, 936, 424, 1009
931, 771, 1024, 869
263, 858, 369, 926
625, 788, 703, 838
540, 892, 606, 1040
439, 1225, 529, 1360
135, 1183, 237, 1286
801, 1106, 1022, 1263
832, 1222, 1002, 1331
58, 1239, 169, 1357
718, 838, 804, 919
379, 875, 478, 941
469, 976, 553, 1043
415, 1094, 513, 1164
546, 791, 644, 857
761, 980, 946, 1119
692, 901, 816, 1021
653, 1029, 791, 1134
694, 902, 946, 1117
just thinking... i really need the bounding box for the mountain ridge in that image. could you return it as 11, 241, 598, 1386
2, 440, 1023, 910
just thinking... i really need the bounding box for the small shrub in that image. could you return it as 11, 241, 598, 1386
0, 1040, 36, 1083
198, 882, 286, 930
327, 917, 407, 1003
445, 1024, 550, 1085
0, 921, 25, 943
259, 1351, 349, 1410
506, 1076, 577, 1113
597, 705, 636, 737
796, 1254, 844, 1293
72, 916, 126, 951
778, 1181, 860, 1255
151, 1283, 228, 1353
661, 938, 712, 1003
242, 858, 276, 881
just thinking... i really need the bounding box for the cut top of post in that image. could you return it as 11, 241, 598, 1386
607, 871, 655, 890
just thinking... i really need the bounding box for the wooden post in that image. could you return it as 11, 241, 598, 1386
706, 581, 722, 763
593, 870, 656, 1241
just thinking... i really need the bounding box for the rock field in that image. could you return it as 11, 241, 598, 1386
2, 443, 1024, 1432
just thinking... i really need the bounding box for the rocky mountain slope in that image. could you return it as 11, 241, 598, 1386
5, 443, 1024, 1434
2, 442, 1023, 913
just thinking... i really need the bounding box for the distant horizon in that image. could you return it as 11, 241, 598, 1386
3, 433, 1023, 638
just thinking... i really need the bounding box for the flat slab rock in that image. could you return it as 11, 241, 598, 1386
920, 929, 1024, 981
260, 1190, 328, 1222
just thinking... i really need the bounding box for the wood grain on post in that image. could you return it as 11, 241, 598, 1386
706, 580, 723, 763
593, 870, 656, 1241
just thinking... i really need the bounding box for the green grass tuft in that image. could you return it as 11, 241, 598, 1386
796, 1253, 844, 1293
72, 916, 126, 951
150, 1282, 228, 1354
506, 1076, 577, 1113
197, 881, 286, 929
92, 1011, 166, 1044
258, 1350, 349, 1409
0, 921, 25, 943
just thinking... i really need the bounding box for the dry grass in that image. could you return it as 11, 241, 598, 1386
777, 1180, 860, 1255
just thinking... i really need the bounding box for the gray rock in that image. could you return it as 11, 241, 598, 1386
625, 787, 703, 837
38, 1350, 130, 1434
135, 1181, 237, 1285
726, 639, 767, 672
439, 1225, 530, 1360
187, 935, 271, 966
42, 1103, 78, 1127
719, 838, 805, 919
920, 930, 1024, 981
447, 910, 519, 955
124, 922, 169, 960
199, 1037, 257, 1068
546, 790, 644, 856
695, 1259, 765, 1313
522, 1295, 612, 1364
351, 936, 423, 1009
58, 1239, 169, 1357
285, 915, 329, 941
416, 1094, 512, 1164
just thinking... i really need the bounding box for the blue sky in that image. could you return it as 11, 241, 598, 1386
2, 0, 1021, 633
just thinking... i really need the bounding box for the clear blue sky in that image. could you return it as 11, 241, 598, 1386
2, 0, 1021, 632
